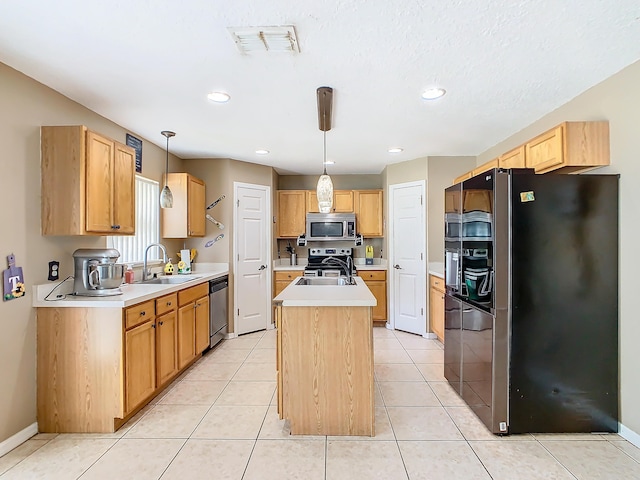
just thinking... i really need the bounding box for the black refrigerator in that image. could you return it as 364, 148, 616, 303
444, 168, 619, 434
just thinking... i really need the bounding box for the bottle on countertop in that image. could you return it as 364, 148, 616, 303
125, 265, 135, 284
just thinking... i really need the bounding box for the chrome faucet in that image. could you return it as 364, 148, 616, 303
321, 256, 355, 284
142, 243, 168, 281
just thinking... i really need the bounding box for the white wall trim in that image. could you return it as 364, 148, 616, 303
388, 180, 427, 335
619, 423, 640, 448
233, 182, 272, 334
0, 422, 38, 457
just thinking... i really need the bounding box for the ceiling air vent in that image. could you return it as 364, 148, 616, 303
227, 25, 300, 54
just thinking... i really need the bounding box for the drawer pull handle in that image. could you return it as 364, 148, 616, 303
167, 302, 172, 306
140, 311, 146, 316
151, 323, 156, 328
159, 321, 164, 326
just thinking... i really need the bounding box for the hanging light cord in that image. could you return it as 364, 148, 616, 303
164, 135, 170, 185
323, 130, 327, 175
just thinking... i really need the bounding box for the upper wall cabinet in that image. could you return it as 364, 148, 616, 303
452, 121, 610, 184
354, 190, 383, 237
277, 190, 307, 238
307, 190, 354, 213
41, 125, 135, 236
161, 173, 206, 238
525, 121, 609, 174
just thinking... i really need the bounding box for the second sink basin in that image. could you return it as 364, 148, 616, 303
139, 275, 201, 285
295, 276, 356, 286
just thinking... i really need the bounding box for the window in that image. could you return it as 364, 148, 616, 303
108, 176, 160, 264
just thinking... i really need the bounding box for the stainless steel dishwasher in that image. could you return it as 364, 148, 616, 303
209, 275, 228, 348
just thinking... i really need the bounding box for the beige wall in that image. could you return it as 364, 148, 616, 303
0, 62, 181, 443
183, 158, 276, 332
476, 59, 640, 434
278, 174, 383, 190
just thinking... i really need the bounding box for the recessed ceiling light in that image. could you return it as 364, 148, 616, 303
255, 149, 270, 155
207, 91, 231, 103
421, 88, 446, 100
388, 147, 403, 154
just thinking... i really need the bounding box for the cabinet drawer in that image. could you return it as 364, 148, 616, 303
430, 275, 445, 292
274, 270, 300, 281
178, 282, 209, 306
156, 293, 177, 316
358, 270, 386, 281
125, 300, 155, 330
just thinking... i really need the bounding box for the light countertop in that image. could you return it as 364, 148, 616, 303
33, 263, 229, 308
273, 276, 376, 307
428, 262, 444, 278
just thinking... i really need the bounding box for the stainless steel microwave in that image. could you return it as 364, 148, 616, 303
306, 213, 356, 241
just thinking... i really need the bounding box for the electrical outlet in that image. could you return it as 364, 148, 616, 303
48, 261, 60, 281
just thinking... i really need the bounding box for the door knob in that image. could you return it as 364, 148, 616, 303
393, 264, 402, 269
258, 264, 267, 271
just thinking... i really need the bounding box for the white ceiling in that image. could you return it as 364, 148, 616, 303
1, 1, 639, 175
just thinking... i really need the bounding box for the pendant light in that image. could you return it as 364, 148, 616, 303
316, 86, 334, 213
159, 130, 175, 208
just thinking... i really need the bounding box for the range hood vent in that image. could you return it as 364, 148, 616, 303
227, 25, 300, 54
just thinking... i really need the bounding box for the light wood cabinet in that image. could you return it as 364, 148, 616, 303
354, 190, 383, 237
275, 305, 283, 418
471, 158, 499, 177
162, 173, 206, 238
306, 190, 354, 213
277, 190, 307, 238
359, 270, 387, 321
453, 171, 473, 184
155, 293, 178, 387
274, 270, 300, 298
499, 145, 526, 168
177, 283, 209, 368
429, 275, 445, 343
36, 280, 212, 433
125, 318, 156, 413
525, 121, 609, 174
41, 125, 135, 235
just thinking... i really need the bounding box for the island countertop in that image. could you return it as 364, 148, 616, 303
32, 263, 229, 308
273, 276, 376, 307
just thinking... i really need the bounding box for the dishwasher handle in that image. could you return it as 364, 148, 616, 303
209, 276, 229, 293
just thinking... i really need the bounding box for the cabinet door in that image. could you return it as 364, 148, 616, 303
453, 171, 472, 185
429, 286, 445, 343
156, 311, 178, 387
471, 158, 499, 177
277, 191, 306, 237
85, 131, 115, 233
188, 176, 206, 237
366, 280, 387, 321
499, 145, 526, 169
525, 125, 564, 172
275, 305, 283, 418
177, 303, 196, 369
333, 190, 354, 212
113, 142, 136, 234
195, 295, 210, 354
354, 190, 383, 237
125, 320, 156, 413
306, 191, 319, 213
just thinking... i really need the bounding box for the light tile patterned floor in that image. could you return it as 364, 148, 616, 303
2, 327, 639, 479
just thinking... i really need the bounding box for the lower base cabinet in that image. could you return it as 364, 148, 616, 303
36, 281, 212, 433
359, 270, 387, 321
429, 275, 445, 343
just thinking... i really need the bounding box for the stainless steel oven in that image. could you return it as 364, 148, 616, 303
306, 213, 356, 241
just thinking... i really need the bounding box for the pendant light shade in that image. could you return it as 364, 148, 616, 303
316, 87, 334, 213
160, 130, 175, 208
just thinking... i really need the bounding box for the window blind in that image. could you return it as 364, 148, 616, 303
108, 176, 160, 264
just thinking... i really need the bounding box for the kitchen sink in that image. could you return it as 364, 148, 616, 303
138, 275, 201, 285
295, 276, 356, 286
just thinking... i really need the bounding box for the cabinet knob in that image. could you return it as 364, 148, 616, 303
151, 323, 156, 328
167, 301, 172, 306
140, 311, 146, 316
159, 321, 164, 326
111, 225, 121, 230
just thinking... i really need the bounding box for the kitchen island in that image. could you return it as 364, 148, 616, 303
274, 276, 377, 436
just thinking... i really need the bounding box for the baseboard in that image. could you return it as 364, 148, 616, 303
0, 422, 38, 457
619, 423, 640, 448
224, 332, 237, 339
423, 332, 437, 339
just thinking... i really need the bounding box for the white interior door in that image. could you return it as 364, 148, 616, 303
234, 182, 271, 335
390, 181, 426, 335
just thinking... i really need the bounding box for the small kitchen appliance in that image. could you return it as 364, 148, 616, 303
306, 213, 356, 241
72, 248, 124, 296
305, 248, 354, 277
